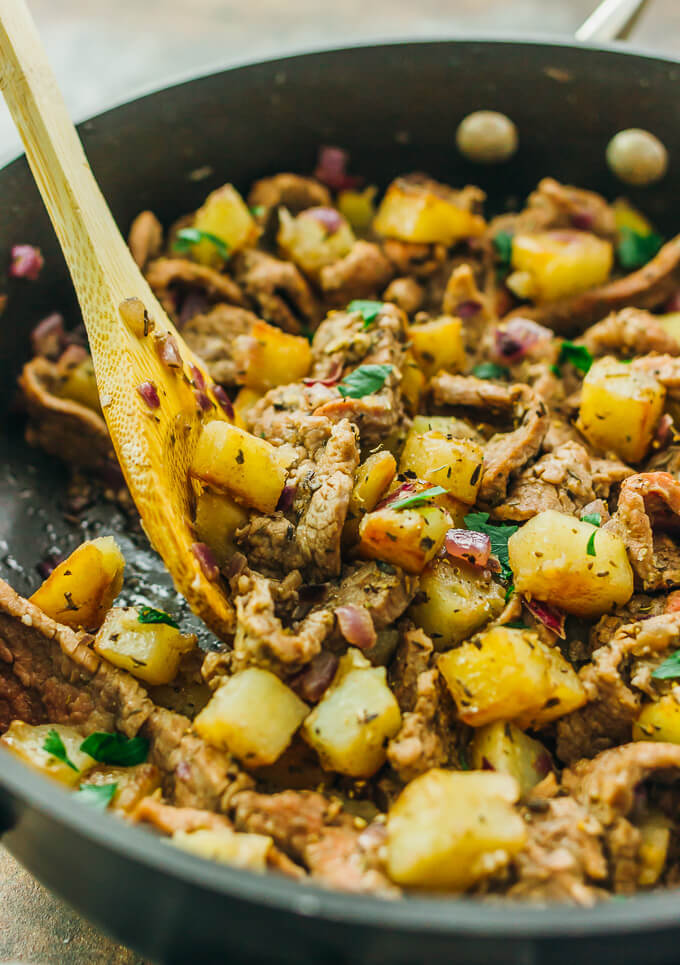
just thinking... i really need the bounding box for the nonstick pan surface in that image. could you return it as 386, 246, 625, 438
1, 38, 680, 965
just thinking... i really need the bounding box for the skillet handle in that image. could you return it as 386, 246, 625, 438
575, 0, 652, 42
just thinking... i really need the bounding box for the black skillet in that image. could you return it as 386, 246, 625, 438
2, 12, 680, 965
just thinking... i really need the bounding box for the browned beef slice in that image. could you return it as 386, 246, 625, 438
588, 595, 666, 656
327, 562, 419, 632
181, 304, 262, 386
388, 625, 434, 711
632, 353, 680, 394
382, 239, 447, 279
491, 178, 617, 243
127, 210, 163, 270
19, 357, 114, 474
233, 249, 319, 334
556, 612, 680, 764
319, 241, 394, 305
135, 796, 233, 833
579, 308, 680, 359
383, 276, 424, 315
145, 258, 246, 311
247, 173, 331, 213
492, 441, 595, 522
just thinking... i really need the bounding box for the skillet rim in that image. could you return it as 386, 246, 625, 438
2, 35, 680, 941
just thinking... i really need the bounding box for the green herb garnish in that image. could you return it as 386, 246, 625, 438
550, 363, 561, 376
390, 486, 447, 511
173, 228, 230, 260
472, 362, 510, 380
137, 605, 179, 629
249, 205, 265, 217
652, 651, 680, 680
506, 621, 530, 629
73, 783, 118, 810
464, 511, 518, 582
586, 531, 597, 557
43, 729, 78, 772
80, 732, 149, 767
558, 340, 593, 374
458, 746, 470, 771
493, 231, 513, 267
505, 583, 515, 602
348, 300, 384, 329
617, 228, 664, 270
582, 512, 602, 527
338, 363, 392, 399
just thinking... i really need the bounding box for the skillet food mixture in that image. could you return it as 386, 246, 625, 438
6, 155, 680, 903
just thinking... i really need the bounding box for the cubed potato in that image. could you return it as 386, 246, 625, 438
409, 558, 505, 649
302, 649, 401, 778
172, 828, 272, 872
344, 450, 396, 546
633, 695, 680, 743
190, 421, 288, 514
94, 606, 196, 686
373, 177, 486, 244
1, 722, 95, 787
358, 503, 451, 574
191, 183, 258, 265
232, 386, 263, 431
578, 356, 665, 463
513, 642, 586, 729
29, 535, 125, 630
411, 415, 479, 440
386, 769, 526, 890
655, 312, 680, 345
194, 668, 308, 766
84, 763, 162, 814
399, 429, 483, 505
470, 722, 553, 797
54, 355, 100, 411
277, 207, 355, 275
407, 316, 466, 380
438, 626, 554, 727
507, 509, 634, 617
337, 186, 377, 234
637, 811, 672, 887
232, 321, 312, 393
193, 489, 249, 568
507, 230, 613, 303
400, 350, 426, 415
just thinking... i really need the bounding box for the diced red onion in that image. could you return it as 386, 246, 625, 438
191, 541, 220, 581
36, 551, 66, 580
444, 529, 492, 568
314, 146, 362, 192
137, 380, 160, 409
655, 412, 674, 449
31, 313, 65, 360
303, 359, 343, 386
454, 299, 483, 319
481, 756, 495, 771
302, 206, 344, 234
195, 389, 213, 412
336, 604, 377, 650
212, 384, 235, 419
276, 483, 297, 512
523, 597, 566, 639
534, 750, 554, 779
156, 333, 182, 368
9, 244, 44, 280
376, 481, 418, 510
58, 343, 89, 368
175, 760, 192, 783
178, 291, 209, 327
190, 364, 206, 391
664, 292, 680, 313
290, 651, 339, 703
570, 210, 594, 231
495, 317, 552, 363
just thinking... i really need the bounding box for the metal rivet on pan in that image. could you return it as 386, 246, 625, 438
455, 110, 518, 164
606, 128, 668, 186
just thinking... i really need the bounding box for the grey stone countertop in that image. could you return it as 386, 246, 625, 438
1, 0, 678, 962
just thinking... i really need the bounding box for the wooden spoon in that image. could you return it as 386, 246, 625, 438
0, 0, 235, 639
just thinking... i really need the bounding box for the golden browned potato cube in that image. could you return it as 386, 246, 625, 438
302, 649, 401, 778
411, 415, 479, 440
344, 450, 396, 546
578, 356, 665, 463
508, 230, 613, 302
172, 828, 272, 872
386, 769, 526, 889
84, 763, 162, 814
637, 811, 672, 887
233, 321, 312, 392
400, 350, 426, 415
54, 356, 100, 412
277, 207, 355, 275
1, 722, 95, 787
407, 316, 466, 380
29, 535, 125, 630
232, 386, 263, 430
337, 186, 377, 233
190, 421, 288, 514
470, 721, 553, 796
358, 503, 450, 574
399, 429, 483, 505
373, 178, 486, 244
94, 607, 195, 686
409, 558, 505, 649
633, 695, 680, 743
514, 642, 586, 729
194, 668, 308, 766
507, 509, 634, 617
191, 183, 259, 265
194, 489, 249, 568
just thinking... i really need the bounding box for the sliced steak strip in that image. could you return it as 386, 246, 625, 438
182, 304, 262, 386
233, 249, 319, 334
492, 441, 595, 522
579, 308, 680, 359
145, 257, 246, 316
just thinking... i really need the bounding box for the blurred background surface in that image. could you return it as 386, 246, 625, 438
0, 0, 678, 962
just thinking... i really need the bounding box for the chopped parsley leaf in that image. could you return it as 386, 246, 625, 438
249, 205, 265, 217
347, 299, 384, 329
586, 531, 597, 557
74, 783, 118, 810
138, 605, 179, 629
80, 732, 149, 767
558, 340, 593, 374
550, 363, 562, 376
505, 583, 515, 602
390, 486, 447, 511
582, 512, 602, 527
652, 651, 680, 680
173, 228, 229, 260
43, 729, 78, 771
617, 228, 664, 270
338, 363, 392, 399
493, 231, 513, 267
506, 621, 530, 629
464, 512, 518, 582
472, 362, 510, 380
